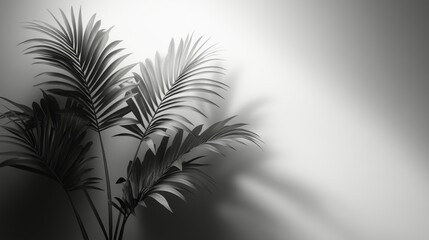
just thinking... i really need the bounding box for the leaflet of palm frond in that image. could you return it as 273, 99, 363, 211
0, 95, 100, 192
21, 7, 138, 132
0, 91, 84, 127
123, 35, 228, 140
116, 155, 213, 215
115, 118, 260, 213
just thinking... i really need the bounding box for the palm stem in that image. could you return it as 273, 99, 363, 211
84, 189, 108, 240
98, 132, 113, 240
118, 214, 129, 240
66, 191, 89, 240
113, 212, 123, 240
132, 139, 143, 161
131, 83, 169, 163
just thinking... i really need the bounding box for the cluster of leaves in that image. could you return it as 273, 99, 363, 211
115, 118, 260, 216
0, 7, 261, 240
0, 92, 99, 192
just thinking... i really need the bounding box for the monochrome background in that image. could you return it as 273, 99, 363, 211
1, 1, 429, 240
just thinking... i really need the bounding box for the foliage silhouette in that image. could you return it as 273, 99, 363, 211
0, 92, 97, 240
0, 7, 261, 240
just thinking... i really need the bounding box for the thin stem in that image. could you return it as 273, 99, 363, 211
131, 87, 166, 163
132, 139, 143, 161
126, 139, 143, 183
66, 191, 89, 240
98, 132, 113, 240
118, 214, 129, 240
113, 212, 123, 240
84, 189, 108, 240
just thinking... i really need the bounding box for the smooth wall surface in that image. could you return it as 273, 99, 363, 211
1, 1, 429, 240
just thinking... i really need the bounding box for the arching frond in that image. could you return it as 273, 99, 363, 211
0, 93, 99, 192
114, 118, 260, 214
122, 35, 227, 140
22, 7, 138, 132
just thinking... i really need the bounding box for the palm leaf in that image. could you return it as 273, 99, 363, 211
0, 93, 100, 192
122, 35, 227, 141
115, 118, 260, 214
21, 7, 138, 132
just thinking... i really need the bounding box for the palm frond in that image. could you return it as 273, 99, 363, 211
115, 117, 260, 214
0, 93, 100, 192
21, 7, 138, 132
122, 35, 227, 140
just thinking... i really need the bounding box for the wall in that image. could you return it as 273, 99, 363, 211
1, 1, 429, 240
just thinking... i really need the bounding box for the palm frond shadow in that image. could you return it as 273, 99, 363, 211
217, 165, 362, 240
191, 75, 358, 240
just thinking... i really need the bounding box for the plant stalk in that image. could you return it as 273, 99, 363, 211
66, 191, 89, 240
98, 132, 113, 240
132, 139, 143, 161
84, 189, 108, 240
113, 212, 123, 240
118, 214, 129, 240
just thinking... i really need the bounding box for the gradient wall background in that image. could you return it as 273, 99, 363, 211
1, 1, 429, 240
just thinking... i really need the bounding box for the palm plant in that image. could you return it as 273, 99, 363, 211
21, 8, 138, 240
0, 7, 261, 240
